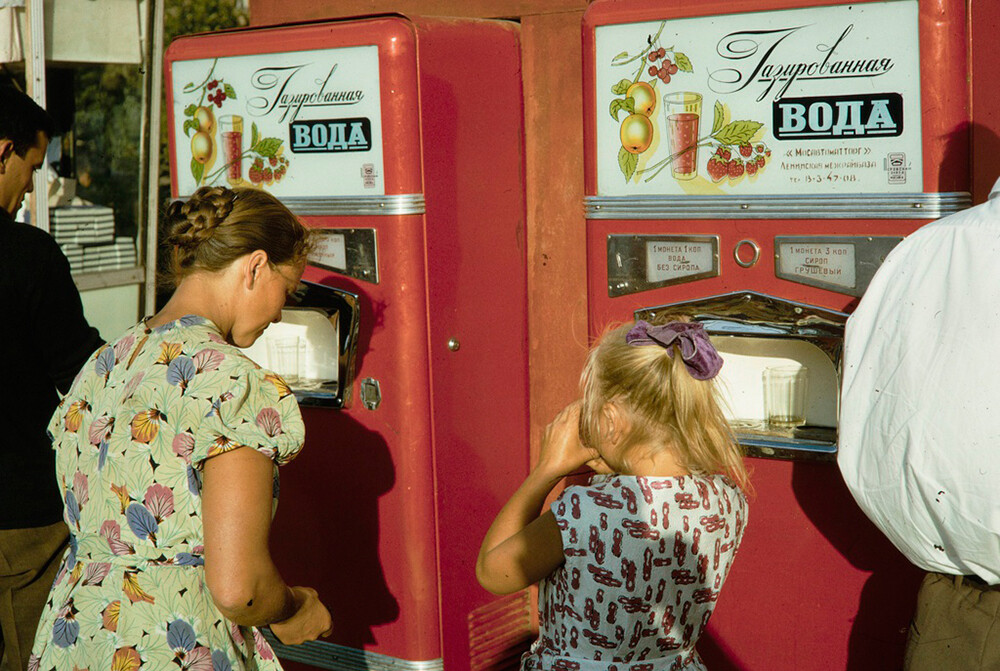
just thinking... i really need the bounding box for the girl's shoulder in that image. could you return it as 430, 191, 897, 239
560, 472, 745, 509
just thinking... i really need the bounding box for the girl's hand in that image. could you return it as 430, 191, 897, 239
270, 586, 333, 645
536, 401, 602, 480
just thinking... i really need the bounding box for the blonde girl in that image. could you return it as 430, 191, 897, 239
477, 317, 748, 671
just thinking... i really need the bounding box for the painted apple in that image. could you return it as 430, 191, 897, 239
620, 113, 653, 154
194, 106, 215, 133
626, 82, 656, 117
191, 131, 212, 164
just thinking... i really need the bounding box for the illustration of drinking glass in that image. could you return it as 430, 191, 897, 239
663, 92, 702, 180
219, 115, 243, 185
762, 365, 808, 429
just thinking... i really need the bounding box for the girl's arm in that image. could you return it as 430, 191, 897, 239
202, 446, 333, 642
476, 402, 607, 595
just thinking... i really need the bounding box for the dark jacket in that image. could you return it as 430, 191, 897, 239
0, 210, 103, 528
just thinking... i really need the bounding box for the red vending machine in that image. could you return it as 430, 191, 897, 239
583, 0, 994, 668
166, 16, 531, 671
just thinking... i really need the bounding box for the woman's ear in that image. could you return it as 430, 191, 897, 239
244, 250, 270, 289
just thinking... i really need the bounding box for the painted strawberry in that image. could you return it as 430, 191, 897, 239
707, 157, 728, 182
739, 143, 753, 157
755, 155, 766, 168
727, 160, 745, 179
745, 161, 758, 176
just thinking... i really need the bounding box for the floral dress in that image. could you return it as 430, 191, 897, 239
522, 474, 747, 671
29, 315, 305, 671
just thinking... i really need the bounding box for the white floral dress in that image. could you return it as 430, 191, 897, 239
523, 474, 747, 671
30, 315, 304, 671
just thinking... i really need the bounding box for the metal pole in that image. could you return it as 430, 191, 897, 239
143, 0, 165, 314
25, 0, 47, 231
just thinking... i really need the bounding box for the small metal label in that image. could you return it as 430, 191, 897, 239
775, 235, 902, 297
646, 239, 716, 283
608, 234, 719, 297
777, 241, 856, 289
307, 228, 379, 284
312, 232, 348, 270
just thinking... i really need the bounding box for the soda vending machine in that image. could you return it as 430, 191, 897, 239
583, 0, 993, 668
166, 15, 532, 671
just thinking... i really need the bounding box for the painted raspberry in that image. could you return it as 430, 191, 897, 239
739, 143, 753, 157
707, 157, 728, 183
727, 160, 745, 179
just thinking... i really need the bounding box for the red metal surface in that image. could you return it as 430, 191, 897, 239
406, 17, 530, 671
579, 1, 989, 669
585, 217, 925, 669
165, 15, 529, 671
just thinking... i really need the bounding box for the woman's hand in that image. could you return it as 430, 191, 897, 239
536, 401, 603, 480
269, 586, 333, 645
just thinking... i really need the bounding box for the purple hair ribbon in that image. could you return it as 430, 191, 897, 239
625, 320, 723, 380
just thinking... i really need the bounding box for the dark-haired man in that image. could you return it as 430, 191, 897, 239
0, 85, 102, 671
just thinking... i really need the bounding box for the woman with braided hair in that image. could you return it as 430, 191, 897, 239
30, 186, 332, 671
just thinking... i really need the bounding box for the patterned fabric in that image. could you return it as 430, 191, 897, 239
523, 474, 747, 671
29, 316, 305, 671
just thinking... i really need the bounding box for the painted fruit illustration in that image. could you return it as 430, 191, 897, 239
620, 114, 654, 154
609, 21, 694, 181
194, 106, 215, 133
191, 131, 213, 164
626, 82, 656, 117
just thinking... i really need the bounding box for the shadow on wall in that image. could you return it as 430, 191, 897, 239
270, 274, 399, 656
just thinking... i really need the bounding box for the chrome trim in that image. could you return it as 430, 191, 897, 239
585, 192, 972, 219
284, 283, 361, 409
607, 234, 720, 297
733, 239, 760, 268
774, 235, 903, 298
308, 228, 379, 285
739, 435, 837, 462
261, 631, 443, 671
284, 194, 426, 216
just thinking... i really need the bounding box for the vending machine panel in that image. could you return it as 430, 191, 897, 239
167, 15, 530, 671
583, 0, 991, 667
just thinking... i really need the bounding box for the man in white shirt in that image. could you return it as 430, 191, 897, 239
840, 178, 1000, 669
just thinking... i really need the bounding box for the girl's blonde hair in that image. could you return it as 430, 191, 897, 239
579, 316, 749, 490
160, 186, 312, 288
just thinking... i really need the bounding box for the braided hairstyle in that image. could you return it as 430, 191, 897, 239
161, 186, 312, 288
578, 316, 748, 489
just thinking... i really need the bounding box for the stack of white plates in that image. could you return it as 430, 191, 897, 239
51, 205, 115, 245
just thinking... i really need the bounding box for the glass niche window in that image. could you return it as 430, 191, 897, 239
45, 64, 141, 280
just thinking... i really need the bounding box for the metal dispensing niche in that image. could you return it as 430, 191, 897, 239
635, 290, 847, 461
242, 280, 360, 409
